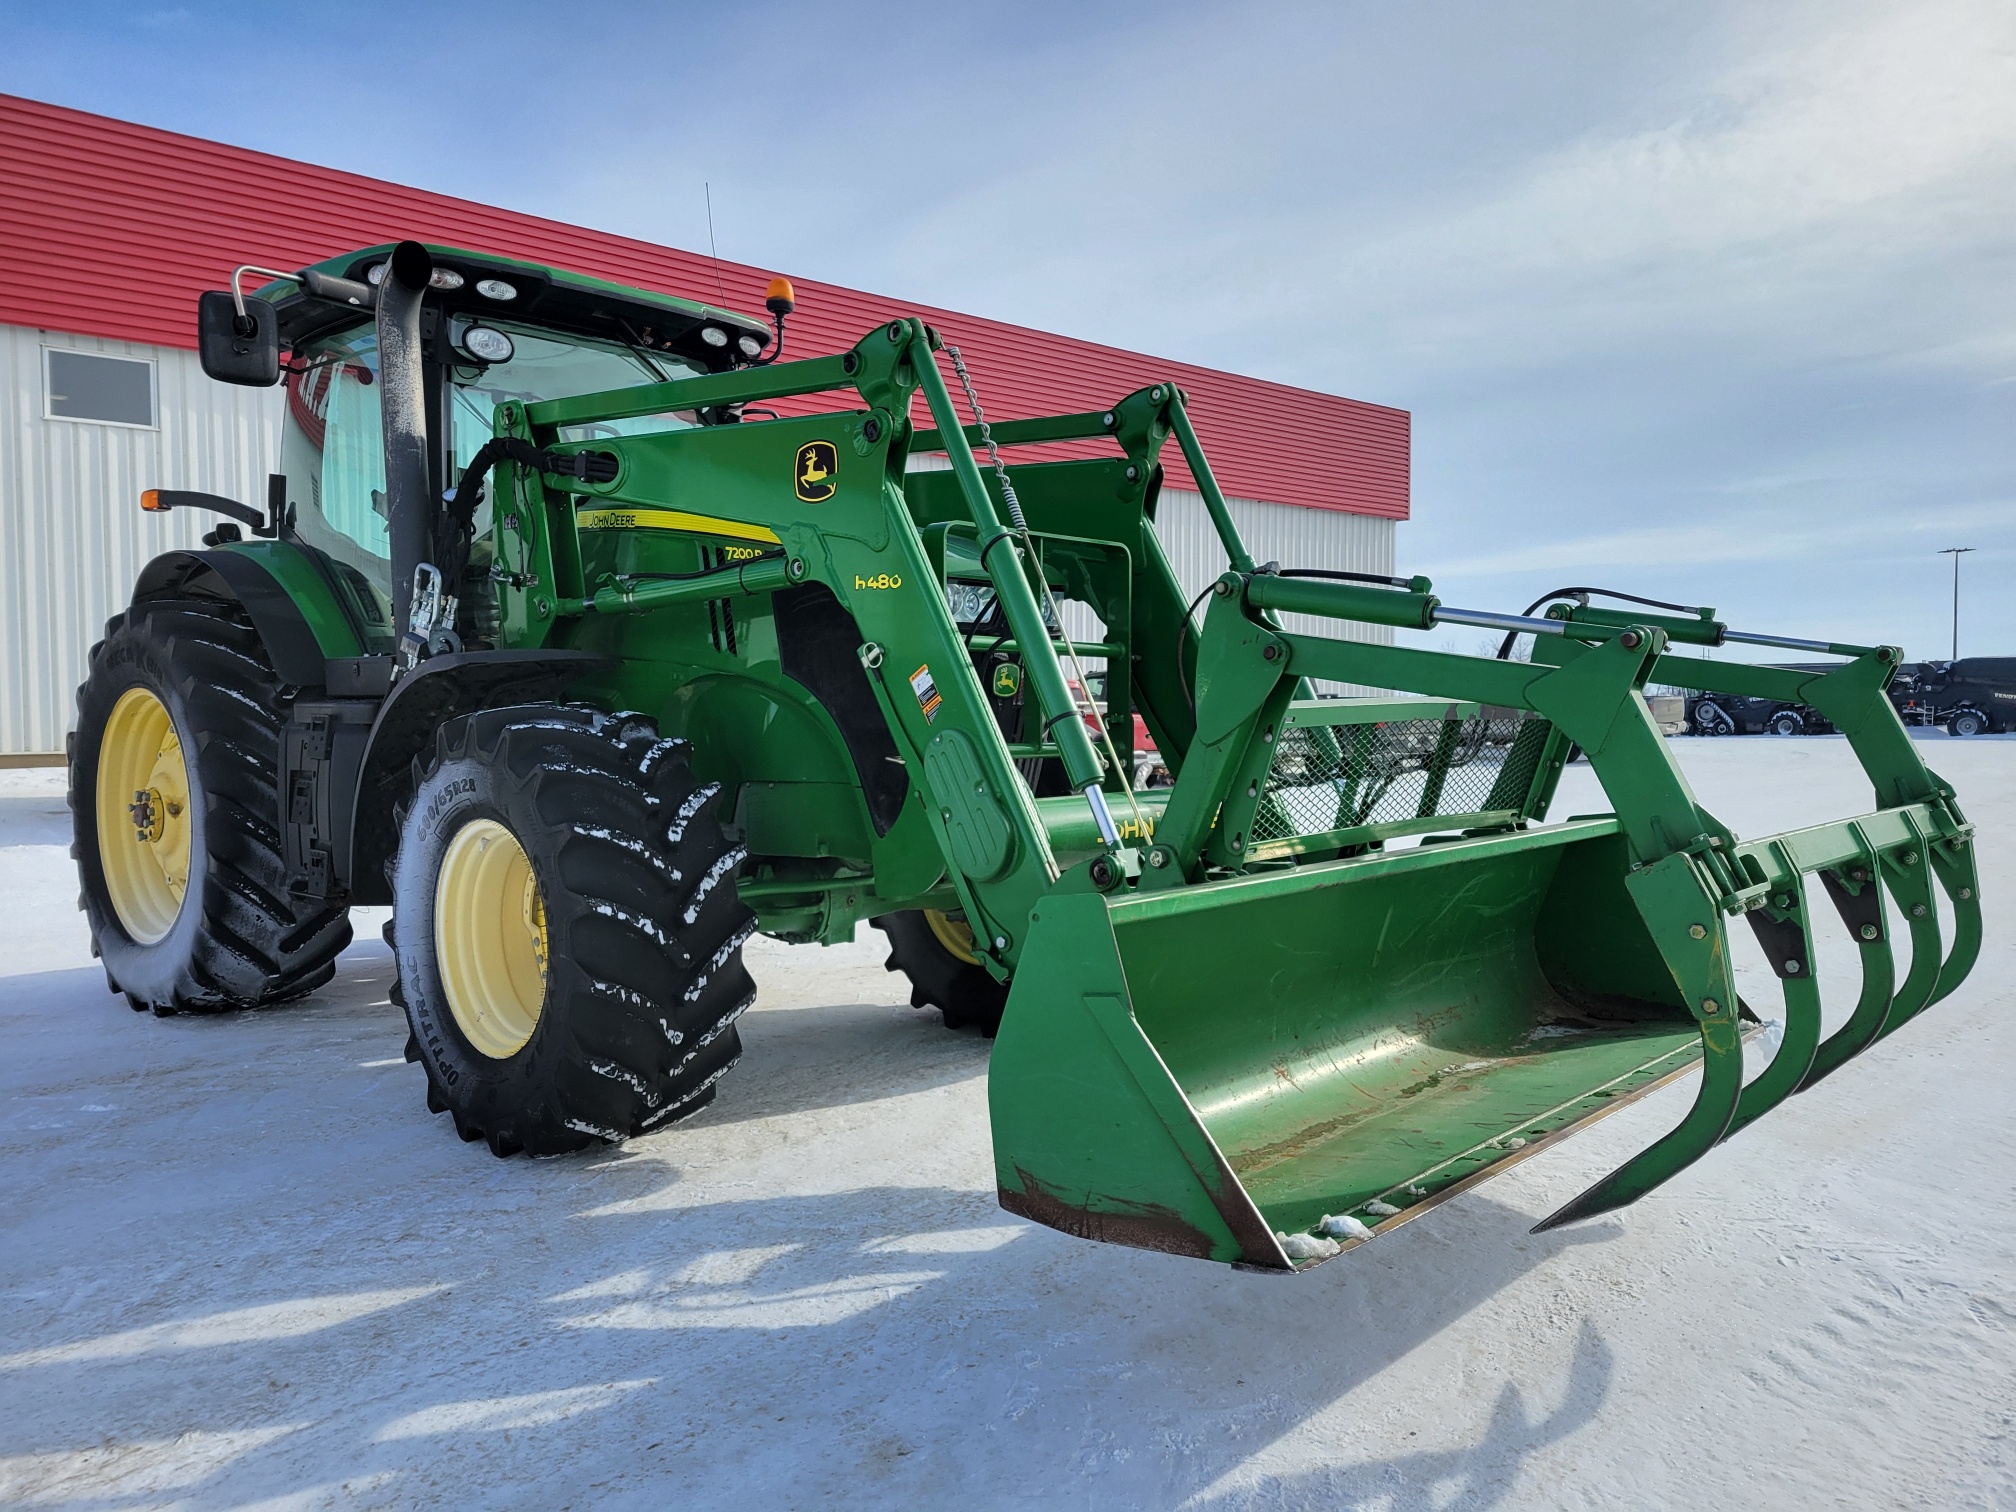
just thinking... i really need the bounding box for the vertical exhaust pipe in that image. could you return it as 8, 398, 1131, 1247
376, 240, 434, 638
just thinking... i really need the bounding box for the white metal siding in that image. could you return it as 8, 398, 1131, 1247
0, 323, 277, 754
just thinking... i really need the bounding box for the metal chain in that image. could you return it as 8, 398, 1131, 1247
943, 344, 1149, 844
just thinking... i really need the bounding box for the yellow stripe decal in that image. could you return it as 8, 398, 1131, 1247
576, 506, 780, 544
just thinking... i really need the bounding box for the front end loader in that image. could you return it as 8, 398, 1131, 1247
71, 240, 1981, 1268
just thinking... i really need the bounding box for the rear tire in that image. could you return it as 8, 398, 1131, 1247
69, 598, 352, 1013
391, 704, 755, 1156
874, 909, 1009, 1036
1948, 709, 1987, 738
1768, 710, 1803, 736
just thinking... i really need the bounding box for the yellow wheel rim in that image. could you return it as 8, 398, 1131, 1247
96, 687, 192, 945
434, 818, 549, 1059
924, 908, 981, 966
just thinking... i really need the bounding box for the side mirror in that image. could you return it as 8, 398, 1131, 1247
198, 289, 280, 387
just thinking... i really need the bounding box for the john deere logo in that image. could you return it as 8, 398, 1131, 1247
991, 662, 1022, 699
795, 441, 838, 502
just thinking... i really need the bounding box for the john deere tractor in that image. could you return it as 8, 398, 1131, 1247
71, 241, 1982, 1267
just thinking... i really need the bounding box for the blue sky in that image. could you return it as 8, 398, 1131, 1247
5, 0, 2011, 660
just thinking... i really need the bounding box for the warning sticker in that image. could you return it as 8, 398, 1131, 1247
910, 664, 942, 724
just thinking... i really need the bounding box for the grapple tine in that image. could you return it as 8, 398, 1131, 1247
1869, 823, 1943, 1043
1926, 836, 1981, 1008
1533, 851, 1744, 1232
1798, 841, 1896, 1091
1721, 850, 1822, 1140
1531, 1021, 1743, 1231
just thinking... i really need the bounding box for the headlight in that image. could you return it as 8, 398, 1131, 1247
737, 333, 764, 357
365, 263, 385, 285
457, 325, 515, 364
700, 326, 729, 348
475, 278, 518, 301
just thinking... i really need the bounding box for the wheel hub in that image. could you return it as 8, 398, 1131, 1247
96, 688, 192, 944
434, 818, 550, 1059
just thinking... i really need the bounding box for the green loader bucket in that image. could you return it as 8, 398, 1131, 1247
990, 820, 1719, 1268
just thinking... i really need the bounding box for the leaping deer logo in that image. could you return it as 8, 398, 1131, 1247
795, 441, 838, 502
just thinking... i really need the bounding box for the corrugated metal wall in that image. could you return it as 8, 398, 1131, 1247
0, 323, 273, 754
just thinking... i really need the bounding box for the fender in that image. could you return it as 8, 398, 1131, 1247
346, 649, 615, 904
132, 545, 363, 685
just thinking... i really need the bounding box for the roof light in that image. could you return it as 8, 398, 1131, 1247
737, 333, 764, 358
700, 326, 729, 348
141, 489, 167, 512
362, 262, 464, 290
765, 277, 796, 317
475, 278, 518, 301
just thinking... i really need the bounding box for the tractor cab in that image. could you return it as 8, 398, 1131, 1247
232, 245, 777, 650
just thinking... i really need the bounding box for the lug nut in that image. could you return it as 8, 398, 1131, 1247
1859, 923, 1880, 941
1785, 959, 1803, 974
1688, 924, 1706, 940
1911, 903, 1927, 917
1701, 998, 1720, 1016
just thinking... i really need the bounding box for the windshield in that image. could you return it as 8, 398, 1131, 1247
445, 317, 707, 478
276, 318, 706, 640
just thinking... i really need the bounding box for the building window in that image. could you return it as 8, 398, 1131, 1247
43, 348, 157, 428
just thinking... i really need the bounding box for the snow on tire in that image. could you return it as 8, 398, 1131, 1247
391, 703, 755, 1156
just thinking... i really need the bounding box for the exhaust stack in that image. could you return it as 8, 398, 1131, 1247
375, 240, 434, 639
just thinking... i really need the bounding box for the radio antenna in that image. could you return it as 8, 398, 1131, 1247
704, 183, 727, 304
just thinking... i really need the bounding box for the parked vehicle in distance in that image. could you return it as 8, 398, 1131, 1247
1684, 689, 1835, 737
1890, 658, 2016, 736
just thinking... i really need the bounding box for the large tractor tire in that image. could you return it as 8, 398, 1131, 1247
391, 704, 755, 1156
70, 598, 353, 1013
873, 909, 1010, 1036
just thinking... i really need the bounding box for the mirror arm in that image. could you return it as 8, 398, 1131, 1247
142, 489, 272, 537
230, 266, 301, 323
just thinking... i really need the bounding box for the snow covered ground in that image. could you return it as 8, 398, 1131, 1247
2, 735, 2011, 1510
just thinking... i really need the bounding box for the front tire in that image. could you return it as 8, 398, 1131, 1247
1768, 710, 1803, 736
392, 704, 755, 1155
70, 599, 352, 1013
1948, 710, 1987, 738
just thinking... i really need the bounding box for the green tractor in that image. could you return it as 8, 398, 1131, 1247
71, 240, 1982, 1267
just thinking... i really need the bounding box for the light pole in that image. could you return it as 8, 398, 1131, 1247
1938, 547, 1974, 661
